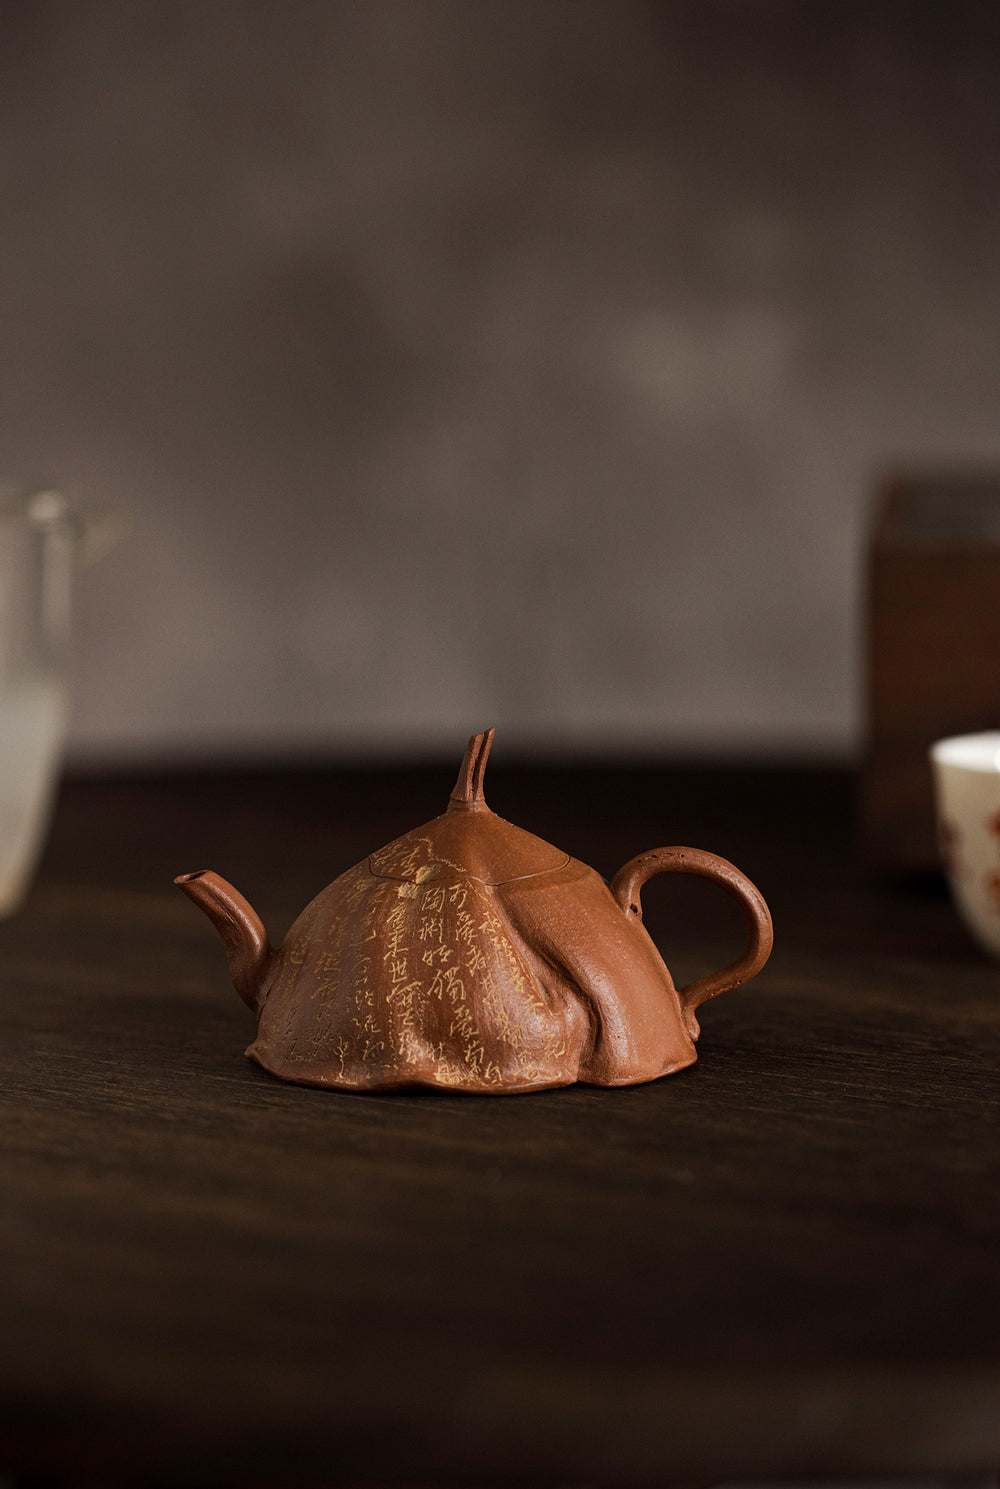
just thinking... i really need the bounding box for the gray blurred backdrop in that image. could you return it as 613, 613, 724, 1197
3, 0, 1000, 765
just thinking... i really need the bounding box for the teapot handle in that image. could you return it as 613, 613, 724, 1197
610, 847, 773, 1038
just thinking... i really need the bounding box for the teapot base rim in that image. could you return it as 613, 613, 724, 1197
243, 1044, 698, 1096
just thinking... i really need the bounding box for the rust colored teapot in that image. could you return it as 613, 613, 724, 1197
176, 729, 772, 1094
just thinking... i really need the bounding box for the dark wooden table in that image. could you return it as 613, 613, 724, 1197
1, 761, 998, 1486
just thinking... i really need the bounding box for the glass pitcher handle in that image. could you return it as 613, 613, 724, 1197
25, 489, 129, 565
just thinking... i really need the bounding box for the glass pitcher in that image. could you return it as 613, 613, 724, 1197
0, 490, 121, 915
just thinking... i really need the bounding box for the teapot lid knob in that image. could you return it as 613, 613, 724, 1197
448, 727, 495, 813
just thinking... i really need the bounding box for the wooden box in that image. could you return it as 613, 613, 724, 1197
863, 474, 1000, 872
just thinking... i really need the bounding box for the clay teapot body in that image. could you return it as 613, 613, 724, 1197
177, 729, 772, 1094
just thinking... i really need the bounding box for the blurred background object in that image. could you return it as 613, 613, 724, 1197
0, 491, 71, 913
0, 490, 123, 914
865, 474, 1000, 872
2, 0, 1000, 766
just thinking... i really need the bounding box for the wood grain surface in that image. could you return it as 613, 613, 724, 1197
1, 763, 998, 1485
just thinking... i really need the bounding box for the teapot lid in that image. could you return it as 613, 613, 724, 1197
368, 728, 569, 886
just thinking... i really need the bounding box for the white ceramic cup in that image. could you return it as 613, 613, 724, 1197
930, 730, 1000, 957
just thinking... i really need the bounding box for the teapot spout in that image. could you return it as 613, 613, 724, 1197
175, 869, 275, 1014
